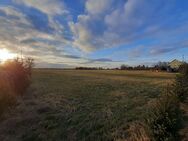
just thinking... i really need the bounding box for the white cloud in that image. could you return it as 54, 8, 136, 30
104, 0, 163, 33
0, 6, 104, 67
69, 0, 188, 53
13, 0, 67, 15
86, 0, 113, 15
69, 15, 95, 52
0, 6, 66, 61
0, 6, 22, 17
13, 0, 70, 33
0, 6, 32, 26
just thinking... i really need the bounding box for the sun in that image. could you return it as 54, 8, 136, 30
0, 48, 17, 63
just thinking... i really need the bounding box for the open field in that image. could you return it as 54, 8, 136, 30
0, 70, 175, 141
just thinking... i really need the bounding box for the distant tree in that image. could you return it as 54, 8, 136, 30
154, 61, 169, 71
121, 64, 128, 70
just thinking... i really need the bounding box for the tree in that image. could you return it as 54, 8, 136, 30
155, 61, 169, 71
121, 64, 128, 70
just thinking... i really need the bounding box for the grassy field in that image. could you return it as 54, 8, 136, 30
0, 70, 175, 141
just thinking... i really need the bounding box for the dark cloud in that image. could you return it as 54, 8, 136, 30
92, 58, 113, 62
149, 40, 188, 55
150, 47, 178, 55
20, 38, 37, 44
83, 58, 114, 64
63, 55, 82, 59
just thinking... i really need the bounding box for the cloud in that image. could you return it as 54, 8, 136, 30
69, 0, 188, 53
150, 47, 177, 56
0, 6, 24, 17
86, 0, 113, 15
13, 0, 71, 36
13, 0, 67, 16
0, 1, 188, 68
0, 2, 118, 68
128, 46, 145, 58
0, 6, 33, 53
92, 58, 113, 62
149, 40, 188, 55
0, 6, 32, 27
84, 58, 113, 64
0, 6, 68, 62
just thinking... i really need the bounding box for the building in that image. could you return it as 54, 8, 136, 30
168, 59, 183, 71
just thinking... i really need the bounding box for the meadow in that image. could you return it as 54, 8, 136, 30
0, 70, 175, 141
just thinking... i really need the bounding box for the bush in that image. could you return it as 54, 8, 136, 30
2, 58, 34, 95
128, 88, 182, 141
0, 73, 16, 116
0, 58, 34, 117
127, 64, 188, 140
0, 88, 16, 116
173, 63, 188, 101
179, 63, 188, 75
146, 90, 182, 141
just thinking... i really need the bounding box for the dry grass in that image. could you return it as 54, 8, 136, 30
0, 69, 175, 141
125, 122, 151, 141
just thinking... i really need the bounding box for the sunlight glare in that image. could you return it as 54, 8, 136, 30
0, 48, 16, 63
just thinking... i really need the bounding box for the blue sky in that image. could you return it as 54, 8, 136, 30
0, 0, 188, 68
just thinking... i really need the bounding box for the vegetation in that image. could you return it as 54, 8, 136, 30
153, 62, 169, 71
128, 63, 188, 141
127, 89, 182, 141
75, 67, 104, 70
146, 90, 182, 141
173, 63, 188, 101
0, 62, 187, 140
120, 62, 170, 71
0, 58, 34, 116
121, 64, 150, 70
0, 70, 175, 141
0, 75, 16, 117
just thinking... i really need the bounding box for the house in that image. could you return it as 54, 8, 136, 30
168, 59, 183, 71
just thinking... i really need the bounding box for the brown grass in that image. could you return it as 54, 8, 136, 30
125, 122, 151, 141
0, 69, 175, 141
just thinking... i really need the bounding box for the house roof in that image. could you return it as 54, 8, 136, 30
169, 59, 183, 69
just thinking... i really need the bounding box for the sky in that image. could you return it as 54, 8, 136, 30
0, 0, 188, 68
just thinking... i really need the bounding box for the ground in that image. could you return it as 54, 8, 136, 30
0, 70, 175, 141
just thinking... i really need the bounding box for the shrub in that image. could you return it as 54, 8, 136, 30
179, 63, 188, 75
0, 58, 34, 117
128, 87, 182, 141
0, 73, 16, 116
126, 64, 188, 141
173, 63, 188, 101
2, 58, 34, 95
0, 89, 16, 116
146, 90, 182, 141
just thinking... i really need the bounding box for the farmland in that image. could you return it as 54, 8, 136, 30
0, 70, 175, 141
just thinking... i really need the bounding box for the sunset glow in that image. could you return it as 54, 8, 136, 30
0, 49, 16, 63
